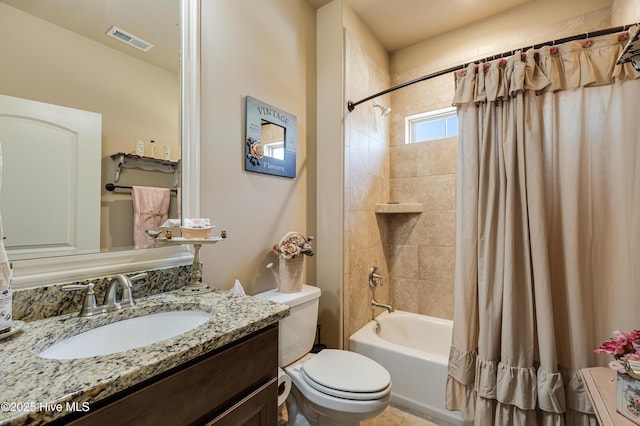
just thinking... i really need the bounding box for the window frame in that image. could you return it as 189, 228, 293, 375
404, 106, 457, 144
264, 141, 285, 160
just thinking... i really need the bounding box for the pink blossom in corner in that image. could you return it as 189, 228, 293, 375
620, 330, 640, 340
595, 337, 632, 355
609, 359, 627, 373
595, 329, 640, 372
634, 396, 640, 407
626, 353, 640, 362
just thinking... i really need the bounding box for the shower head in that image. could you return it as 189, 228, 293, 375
373, 103, 392, 117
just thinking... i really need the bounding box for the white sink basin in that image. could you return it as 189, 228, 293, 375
39, 310, 212, 360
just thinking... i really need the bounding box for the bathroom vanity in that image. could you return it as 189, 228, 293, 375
0, 290, 288, 426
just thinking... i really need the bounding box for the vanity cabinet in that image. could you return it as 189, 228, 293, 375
58, 325, 278, 426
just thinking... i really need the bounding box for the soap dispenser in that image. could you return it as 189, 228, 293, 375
148, 140, 156, 158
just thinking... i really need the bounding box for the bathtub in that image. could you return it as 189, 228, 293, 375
349, 311, 463, 426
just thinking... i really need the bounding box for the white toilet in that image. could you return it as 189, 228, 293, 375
256, 284, 391, 426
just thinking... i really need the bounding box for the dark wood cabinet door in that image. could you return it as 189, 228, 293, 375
61, 326, 278, 426
204, 378, 277, 426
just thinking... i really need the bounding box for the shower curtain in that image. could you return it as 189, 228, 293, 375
446, 31, 640, 425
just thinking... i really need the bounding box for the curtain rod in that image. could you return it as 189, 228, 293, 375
347, 23, 635, 112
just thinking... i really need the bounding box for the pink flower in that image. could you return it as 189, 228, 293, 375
273, 233, 315, 260
249, 140, 264, 159
595, 338, 631, 355
620, 330, 640, 340
634, 396, 640, 407
279, 241, 301, 259
609, 359, 627, 374
596, 329, 640, 372
626, 353, 640, 362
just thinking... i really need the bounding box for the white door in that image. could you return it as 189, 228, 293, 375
0, 94, 101, 260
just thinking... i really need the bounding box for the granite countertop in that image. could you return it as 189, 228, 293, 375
0, 289, 289, 425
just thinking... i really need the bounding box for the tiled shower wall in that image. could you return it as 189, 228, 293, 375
343, 5, 620, 342
383, 6, 616, 321
385, 75, 457, 320
344, 29, 391, 347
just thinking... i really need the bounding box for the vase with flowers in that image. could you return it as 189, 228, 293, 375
268, 232, 314, 293
595, 329, 640, 423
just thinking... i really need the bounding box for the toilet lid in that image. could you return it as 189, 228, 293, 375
301, 350, 391, 399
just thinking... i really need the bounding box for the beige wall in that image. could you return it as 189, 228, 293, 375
390, 0, 613, 79
316, 0, 346, 349
0, 3, 180, 251
198, 1, 317, 302
611, 0, 640, 24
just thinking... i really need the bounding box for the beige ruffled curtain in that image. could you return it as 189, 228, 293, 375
446, 30, 640, 425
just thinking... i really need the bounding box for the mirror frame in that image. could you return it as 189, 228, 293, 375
12, 0, 200, 289
244, 96, 297, 178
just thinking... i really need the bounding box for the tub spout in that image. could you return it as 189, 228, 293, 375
371, 298, 394, 313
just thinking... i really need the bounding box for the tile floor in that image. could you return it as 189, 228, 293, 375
363, 403, 451, 426
279, 401, 453, 426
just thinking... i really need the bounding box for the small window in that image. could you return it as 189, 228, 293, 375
264, 141, 285, 160
405, 107, 458, 144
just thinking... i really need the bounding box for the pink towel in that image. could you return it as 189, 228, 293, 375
131, 186, 170, 249
176, 188, 181, 219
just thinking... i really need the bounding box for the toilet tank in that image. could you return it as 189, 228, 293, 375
255, 284, 321, 367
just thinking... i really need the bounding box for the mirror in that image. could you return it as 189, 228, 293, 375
6, 0, 200, 288
245, 96, 297, 178
261, 121, 286, 160
0, 0, 180, 261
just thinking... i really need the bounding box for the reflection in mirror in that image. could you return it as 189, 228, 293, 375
0, 0, 181, 261
261, 120, 285, 160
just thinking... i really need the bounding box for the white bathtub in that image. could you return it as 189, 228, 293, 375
350, 311, 463, 426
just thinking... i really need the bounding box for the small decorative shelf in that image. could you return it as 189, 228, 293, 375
110, 152, 180, 185
156, 236, 225, 295
375, 203, 424, 214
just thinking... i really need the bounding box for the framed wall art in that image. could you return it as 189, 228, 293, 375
245, 96, 296, 178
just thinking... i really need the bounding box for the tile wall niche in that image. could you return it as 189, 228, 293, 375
344, 29, 391, 347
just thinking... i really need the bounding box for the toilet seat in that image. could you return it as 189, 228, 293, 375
300, 349, 391, 401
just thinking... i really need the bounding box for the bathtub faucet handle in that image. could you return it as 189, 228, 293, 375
369, 266, 383, 288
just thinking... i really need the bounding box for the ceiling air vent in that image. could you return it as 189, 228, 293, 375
105, 26, 154, 52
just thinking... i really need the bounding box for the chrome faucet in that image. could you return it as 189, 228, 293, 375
369, 266, 383, 288
104, 274, 131, 312
62, 272, 148, 317
368, 266, 394, 313
371, 299, 394, 313
103, 273, 148, 311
